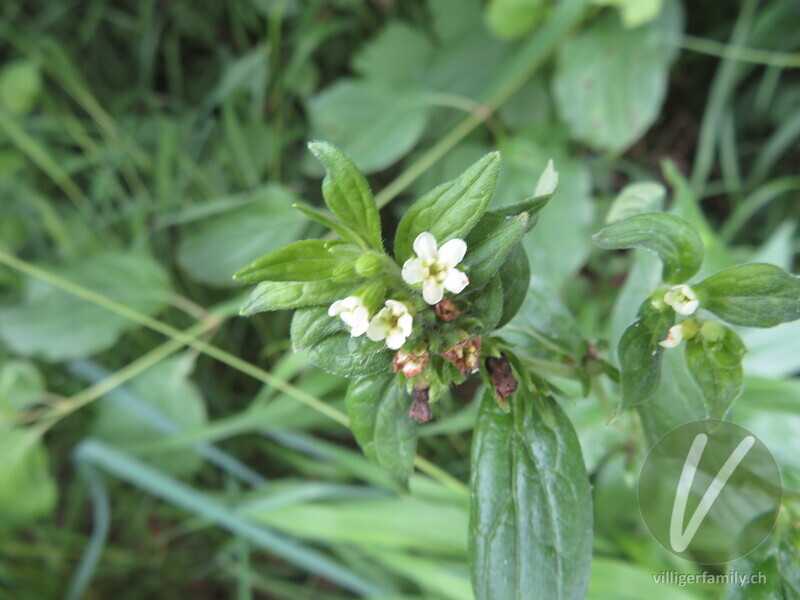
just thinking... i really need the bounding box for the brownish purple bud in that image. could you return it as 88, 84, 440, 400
409, 387, 433, 423
442, 336, 482, 377
434, 298, 461, 321
486, 355, 518, 402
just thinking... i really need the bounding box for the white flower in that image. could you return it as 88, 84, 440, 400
367, 300, 413, 350
401, 232, 469, 305
664, 284, 699, 316
659, 320, 698, 349
328, 296, 369, 337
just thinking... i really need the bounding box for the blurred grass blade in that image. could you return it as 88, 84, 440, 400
73, 440, 389, 597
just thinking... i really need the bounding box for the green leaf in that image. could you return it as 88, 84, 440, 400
552, 0, 682, 152
616, 298, 674, 413
0, 361, 44, 422
239, 279, 361, 315
464, 213, 528, 287
485, 0, 548, 40
308, 81, 431, 175
0, 60, 42, 116
309, 333, 392, 378
291, 203, 365, 247
593, 213, 704, 284
92, 355, 208, 476
490, 160, 557, 232
234, 240, 358, 283
695, 263, 800, 328
308, 140, 383, 251
0, 429, 57, 527
605, 182, 666, 223
352, 23, 434, 86
290, 306, 345, 352
685, 325, 746, 420
497, 244, 531, 329
465, 275, 504, 333
395, 152, 501, 265
177, 185, 306, 287
0, 252, 171, 362
592, 0, 664, 28
470, 388, 592, 600
345, 376, 417, 488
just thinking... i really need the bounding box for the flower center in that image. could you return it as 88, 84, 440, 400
424, 260, 447, 282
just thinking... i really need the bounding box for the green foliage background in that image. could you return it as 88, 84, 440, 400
0, 0, 799, 598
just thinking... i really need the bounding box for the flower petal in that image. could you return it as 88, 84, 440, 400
401, 258, 425, 284
386, 330, 407, 350
422, 279, 444, 305
443, 268, 469, 295
438, 238, 467, 268
413, 232, 437, 261
397, 313, 413, 336
328, 299, 344, 317
385, 299, 408, 315
366, 312, 390, 341
675, 299, 699, 316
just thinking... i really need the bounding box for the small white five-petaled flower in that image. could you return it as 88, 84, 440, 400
402, 232, 469, 305
664, 284, 699, 316
659, 321, 697, 349
328, 296, 370, 337
367, 300, 414, 350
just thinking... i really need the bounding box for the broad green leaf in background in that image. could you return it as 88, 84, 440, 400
497, 244, 531, 329
495, 135, 593, 288
308, 141, 384, 251
616, 297, 674, 413
552, 0, 682, 153
177, 185, 306, 287
470, 389, 592, 600
394, 152, 501, 265
0, 429, 57, 527
352, 23, 434, 86
239, 279, 361, 316
589, 558, 703, 600
695, 263, 800, 328
0, 360, 44, 422
0, 252, 171, 362
593, 213, 704, 284
0, 60, 42, 116
463, 213, 528, 288
685, 324, 746, 420
308, 81, 430, 174
345, 376, 417, 488
605, 182, 666, 223
234, 240, 358, 283
308, 333, 392, 378
485, 0, 548, 40
465, 274, 504, 333
92, 355, 207, 476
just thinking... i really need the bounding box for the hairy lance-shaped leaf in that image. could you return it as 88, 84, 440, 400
308, 333, 392, 378
470, 388, 592, 600
291, 203, 365, 247
695, 263, 800, 328
605, 182, 665, 224
394, 152, 501, 265
308, 141, 383, 251
616, 298, 674, 414
497, 244, 531, 329
593, 213, 703, 284
464, 213, 528, 287
491, 159, 558, 232
685, 324, 746, 420
234, 240, 358, 283
345, 375, 417, 488
239, 280, 360, 315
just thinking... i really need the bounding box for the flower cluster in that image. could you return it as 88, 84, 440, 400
327, 232, 478, 419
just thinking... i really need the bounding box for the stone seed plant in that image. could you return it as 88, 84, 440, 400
234, 141, 800, 600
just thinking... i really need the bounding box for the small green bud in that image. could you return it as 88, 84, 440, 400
699, 320, 726, 343
355, 252, 386, 277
